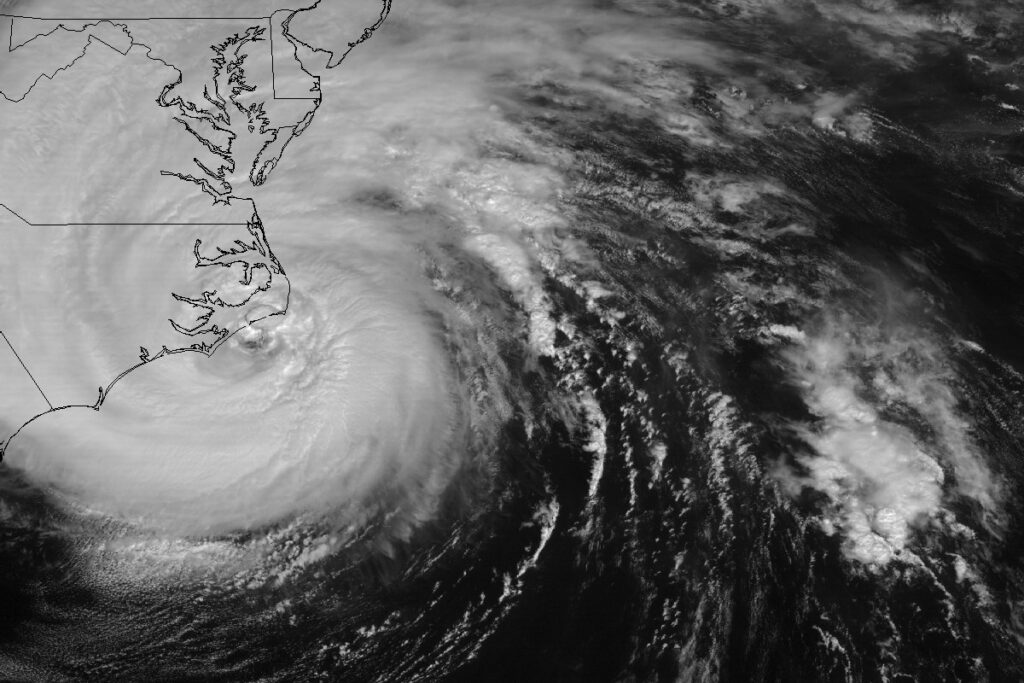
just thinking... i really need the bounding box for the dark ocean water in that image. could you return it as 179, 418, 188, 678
3, 0, 1024, 681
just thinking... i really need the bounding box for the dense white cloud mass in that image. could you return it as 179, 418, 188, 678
7, 254, 463, 535
772, 322, 998, 565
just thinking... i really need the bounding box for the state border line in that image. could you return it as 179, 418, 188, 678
2, 11, 318, 102
0, 329, 53, 410
2, 14, 268, 21
0, 203, 249, 226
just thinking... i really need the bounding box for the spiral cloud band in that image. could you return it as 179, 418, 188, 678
5, 244, 463, 535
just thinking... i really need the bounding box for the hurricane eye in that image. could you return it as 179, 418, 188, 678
238, 326, 268, 352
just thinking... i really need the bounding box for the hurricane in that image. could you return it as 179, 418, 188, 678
2, 0, 1024, 680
